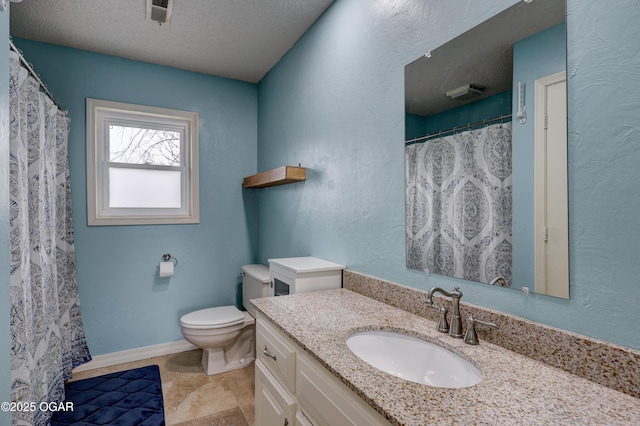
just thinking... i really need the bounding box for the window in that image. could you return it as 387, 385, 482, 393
87, 98, 199, 225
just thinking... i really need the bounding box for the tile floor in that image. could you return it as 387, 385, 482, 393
71, 350, 255, 425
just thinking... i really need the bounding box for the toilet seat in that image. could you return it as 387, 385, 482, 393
180, 305, 245, 329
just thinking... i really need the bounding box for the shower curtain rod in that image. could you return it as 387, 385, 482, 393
9, 39, 65, 111
405, 113, 512, 146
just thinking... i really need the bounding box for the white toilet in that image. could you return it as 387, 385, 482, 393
180, 264, 270, 375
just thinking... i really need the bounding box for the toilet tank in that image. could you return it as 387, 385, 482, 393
242, 264, 270, 317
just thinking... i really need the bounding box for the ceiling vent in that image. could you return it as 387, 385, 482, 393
146, 0, 174, 25
445, 84, 485, 100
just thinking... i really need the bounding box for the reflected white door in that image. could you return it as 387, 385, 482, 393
534, 71, 569, 298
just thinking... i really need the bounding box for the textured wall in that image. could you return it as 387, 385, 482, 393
7, 0, 640, 360
13, 39, 259, 356
257, 0, 640, 349
1, 4, 11, 423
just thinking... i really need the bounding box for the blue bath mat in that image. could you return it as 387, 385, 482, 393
51, 365, 165, 425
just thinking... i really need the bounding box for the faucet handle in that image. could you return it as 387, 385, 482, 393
464, 315, 499, 345
426, 304, 449, 333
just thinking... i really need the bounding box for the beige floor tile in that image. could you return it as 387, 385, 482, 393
164, 373, 238, 423
173, 406, 249, 426
223, 365, 255, 426
70, 357, 158, 382
71, 349, 255, 426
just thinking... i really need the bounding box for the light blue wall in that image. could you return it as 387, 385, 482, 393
12, 39, 259, 356
6, 0, 640, 361
1, 5, 11, 423
405, 113, 426, 140
405, 91, 512, 140
511, 23, 566, 292
426, 91, 512, 135
257, 0, 640, 350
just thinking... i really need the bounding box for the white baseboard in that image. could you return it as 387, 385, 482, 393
73, 339, 198, 373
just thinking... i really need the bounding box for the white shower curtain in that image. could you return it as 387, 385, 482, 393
9, 50, 91, 426
405, 122, 513, 286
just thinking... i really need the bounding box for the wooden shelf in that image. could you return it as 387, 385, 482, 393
243, 166, 306, 188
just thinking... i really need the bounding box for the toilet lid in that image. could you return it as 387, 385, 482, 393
180, 306, 246, 329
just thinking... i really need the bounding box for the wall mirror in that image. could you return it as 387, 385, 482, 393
404, 0, 568, 298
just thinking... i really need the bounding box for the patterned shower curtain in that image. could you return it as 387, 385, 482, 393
9, 50, 91, 426
405, 122, 513, 286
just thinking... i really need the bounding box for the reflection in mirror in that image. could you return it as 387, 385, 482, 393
404, 0, 568, 298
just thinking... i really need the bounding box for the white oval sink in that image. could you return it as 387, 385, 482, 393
346, 331, 482, 388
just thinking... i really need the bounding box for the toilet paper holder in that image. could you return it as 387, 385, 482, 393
162, 253, 178, 267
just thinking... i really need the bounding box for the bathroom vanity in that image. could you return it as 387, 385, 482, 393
251, 289, 640, 425
254, 311, 388, 425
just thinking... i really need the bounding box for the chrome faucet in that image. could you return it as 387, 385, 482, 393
425, 304, 449, 333
426, 286, 463, 338
464, 315, 499, 345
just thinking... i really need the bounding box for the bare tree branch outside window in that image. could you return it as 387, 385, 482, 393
109, 125, 181, 166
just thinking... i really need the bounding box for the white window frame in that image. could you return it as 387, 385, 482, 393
86, 98, 199, 226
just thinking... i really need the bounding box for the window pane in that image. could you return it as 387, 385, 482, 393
109, 125, 181, 166
109, 168, 181, 208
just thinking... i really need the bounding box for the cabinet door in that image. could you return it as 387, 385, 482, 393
256, 360, 296, 426
296, 353, 390, 426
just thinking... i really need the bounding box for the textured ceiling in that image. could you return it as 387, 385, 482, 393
10, 0, 335, 83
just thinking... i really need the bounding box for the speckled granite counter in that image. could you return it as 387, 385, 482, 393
251, 289, 640, 426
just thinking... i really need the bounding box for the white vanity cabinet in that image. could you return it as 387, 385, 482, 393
255, 313, 390, 426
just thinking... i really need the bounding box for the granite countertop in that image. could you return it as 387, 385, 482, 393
251, 289, 640, 426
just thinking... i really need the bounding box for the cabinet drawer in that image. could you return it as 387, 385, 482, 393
295, 411, 313, 426
296, 352, 390, 426
256, 318, 297, 393
255, 360, 296, 426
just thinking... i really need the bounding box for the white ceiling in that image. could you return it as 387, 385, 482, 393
10, 0, 335, 83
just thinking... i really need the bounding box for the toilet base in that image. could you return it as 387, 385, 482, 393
201, 325, 255, 375
201, 349, 255, 375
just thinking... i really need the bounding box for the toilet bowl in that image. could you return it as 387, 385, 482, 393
180, 264, 270, 375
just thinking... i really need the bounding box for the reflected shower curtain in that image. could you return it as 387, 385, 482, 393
9, 51, 91, 426
405, 122, 513, 286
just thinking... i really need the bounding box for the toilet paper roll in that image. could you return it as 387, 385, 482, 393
159, 261, 174, 278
